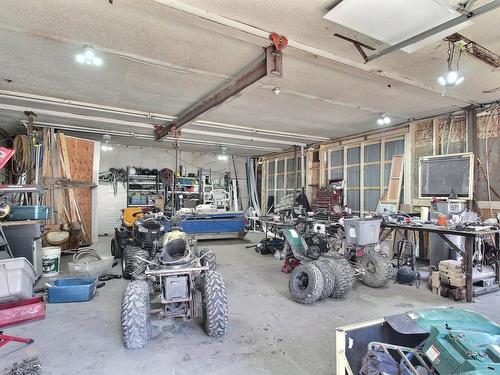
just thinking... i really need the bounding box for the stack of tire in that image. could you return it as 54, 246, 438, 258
288, 252, 354, 304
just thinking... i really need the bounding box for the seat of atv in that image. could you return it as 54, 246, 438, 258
160, 238, 189, 263
139, 218, 161, 231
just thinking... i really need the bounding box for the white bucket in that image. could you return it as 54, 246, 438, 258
42, 246, 62, 277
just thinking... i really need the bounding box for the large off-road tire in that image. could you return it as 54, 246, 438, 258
121, 246, 149, 280
311, 259, 335, 300
111, 238, 123, 258
199, 248, 217, 271
288, 262, 324, 304
121, 280, 151, 349
131, 250, 150, 280
202, 271, 228, 337
358, 250, 392, 288
322, 256, 354, 299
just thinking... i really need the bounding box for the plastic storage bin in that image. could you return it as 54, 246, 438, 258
343, 218, 381, 246
47, 277, 98, 303
7, 205, 50, 221
0, 258, 36, 302
68, 256, 114, 277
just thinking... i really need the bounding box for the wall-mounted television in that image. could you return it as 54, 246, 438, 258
419, 152, 474, 200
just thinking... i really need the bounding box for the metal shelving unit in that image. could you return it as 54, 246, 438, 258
126, 168, 163, 208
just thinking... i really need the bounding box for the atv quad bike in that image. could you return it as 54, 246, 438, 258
120, 226, 226, 349
111, 207, 164, 258
335, 218, 392, 288
288, 216, 392, 288
278, 228, 355, 304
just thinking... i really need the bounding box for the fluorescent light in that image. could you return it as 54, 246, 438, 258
84, 48, 95, 60
75, 54, 85, 63
217, 146, 228, 160
377, 115, 391, 125
446, 70, 458, 84
75, 44, 103, 66
438, 70, 464, 87
101, 134, 113, 151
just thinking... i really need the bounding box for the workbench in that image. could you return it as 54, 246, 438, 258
380, 223, 500, 302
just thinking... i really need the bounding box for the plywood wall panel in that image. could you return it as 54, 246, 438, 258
64, 135, 94, 240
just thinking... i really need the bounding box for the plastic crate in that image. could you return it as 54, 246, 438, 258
47, 277, 97, 303
343, 218, 381, 246
7, 205, 50, 221
0, 258, 36, 302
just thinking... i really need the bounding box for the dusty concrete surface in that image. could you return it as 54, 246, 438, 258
2, 232, 499, 374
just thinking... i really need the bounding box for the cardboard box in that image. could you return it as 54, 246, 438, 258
440, 274, 466, 287
431, 271, 440, 287
439, 260, 463, 272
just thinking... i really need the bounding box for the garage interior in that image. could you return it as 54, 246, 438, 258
0, 1, 500, 374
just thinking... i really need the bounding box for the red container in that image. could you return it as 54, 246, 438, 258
0, 297, 45, 328
0, 147, 15, 170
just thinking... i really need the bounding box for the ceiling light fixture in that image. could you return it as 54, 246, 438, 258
438, 40, 464, 87
217, 146, 228, 161
377, 115, 391, 125
273, 87, 281, 95
101, 134, 113, 151
75, 44, 103, 66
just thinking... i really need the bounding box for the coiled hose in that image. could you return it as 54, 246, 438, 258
12, 135, 32, 175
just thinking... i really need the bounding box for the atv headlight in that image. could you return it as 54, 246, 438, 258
138, 226, 148, 233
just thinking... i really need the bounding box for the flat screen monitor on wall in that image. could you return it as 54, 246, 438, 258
419, 153, 474, 200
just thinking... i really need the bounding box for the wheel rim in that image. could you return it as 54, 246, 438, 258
365, 260, 377, 274
293, 271, 309, 290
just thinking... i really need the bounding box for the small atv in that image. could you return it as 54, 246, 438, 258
278, 228, 355, 304
120, 224, 228, 349
111, 207, 164, 259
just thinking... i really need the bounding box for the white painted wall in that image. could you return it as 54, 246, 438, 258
97, 145, 249, 235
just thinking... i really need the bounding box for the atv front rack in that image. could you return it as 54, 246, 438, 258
144, 265, 208, 276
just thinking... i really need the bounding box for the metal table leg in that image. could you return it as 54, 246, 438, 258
418, 230, 425, 259
465, 236, 475, 303
495, 233, 500, 284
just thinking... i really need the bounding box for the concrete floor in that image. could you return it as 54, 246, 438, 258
3, 232, 500, 374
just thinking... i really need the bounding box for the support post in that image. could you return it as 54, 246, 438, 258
466, 106, 479, 211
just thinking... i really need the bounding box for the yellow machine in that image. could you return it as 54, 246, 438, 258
111, 207, 154, 258
122, 207, 144, 227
